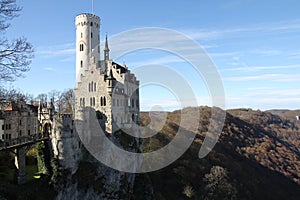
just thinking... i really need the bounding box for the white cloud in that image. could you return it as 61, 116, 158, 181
43, 67, 57, 72
182, 19, 300, 41
249, 49, 283, 56
222, 64, 300, 72
225, 95, 300, 110
224, 73, 300, 82
37, 43, 75, 58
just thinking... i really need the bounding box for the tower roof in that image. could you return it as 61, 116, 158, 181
104, 34, 110, 61
104, 34, 110, 51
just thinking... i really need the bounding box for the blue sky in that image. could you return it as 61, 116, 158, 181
3, 0, 300, 111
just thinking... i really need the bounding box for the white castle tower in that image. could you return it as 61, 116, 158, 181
75, 14, 100, 83
74, 13, 140, 135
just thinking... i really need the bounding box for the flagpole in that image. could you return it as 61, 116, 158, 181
92, 0, 94, 14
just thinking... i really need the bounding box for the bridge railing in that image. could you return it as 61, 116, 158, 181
0, 133, 49, 150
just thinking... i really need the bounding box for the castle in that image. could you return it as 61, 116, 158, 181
0, 13, 141, 186
73, 13, 140, 134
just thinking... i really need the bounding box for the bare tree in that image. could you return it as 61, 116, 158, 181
0, 87, 33, 108
57, 89, 74, 114
0, 0, 33, 82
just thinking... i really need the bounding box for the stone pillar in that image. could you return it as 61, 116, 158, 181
15, 146, 26, 184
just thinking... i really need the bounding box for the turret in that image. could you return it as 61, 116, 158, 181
106, 69, 116, 95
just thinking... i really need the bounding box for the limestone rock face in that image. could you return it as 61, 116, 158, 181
51, 114, 82, 173
54, 144, 137, 200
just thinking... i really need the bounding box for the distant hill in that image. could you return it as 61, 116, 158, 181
267, 109, 300, 123
136, 107, 300, 200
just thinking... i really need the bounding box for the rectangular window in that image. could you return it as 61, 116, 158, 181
1, 125, 4, 130
28, 130, 30, 135
1, 135, 4, 140
9, 124, 11, 129
80, 60, 83, 68
19, 120, 22, 125
19, 130, 22, 136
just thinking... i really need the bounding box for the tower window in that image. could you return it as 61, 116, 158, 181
100, 97, 103, 106
91, 32, 93, 38
91, 22, 93, 26
104, 97, 106, 106
81, 32, 83, 38
80, 60, 83, 68
93, 97, 95, 106
80, 44, 84, 51
94, 83, 96, 91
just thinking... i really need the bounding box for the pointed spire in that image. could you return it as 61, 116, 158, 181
104, 33, 110, 60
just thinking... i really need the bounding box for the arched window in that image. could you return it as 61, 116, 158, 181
104, 97, 106, 106
80, 98, 82, 106
91, 32, 93, 38
91, 81, 94, 92
83, 98, 85, 106
90, 22, 93, 26
80, 60, 83, 68
81, 32, 83, 38
94, 83, 96, 91
80, 44, 84, 51
88, 83, 91, 92
90, 97, 92, 106
93, 97, 95, 106
100, 97, 103, 106
132, 114, 135, 122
